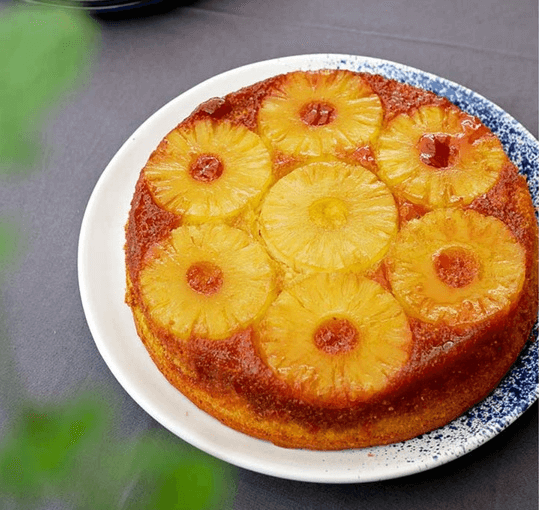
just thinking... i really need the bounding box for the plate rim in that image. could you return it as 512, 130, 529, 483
77, 53, 539, 484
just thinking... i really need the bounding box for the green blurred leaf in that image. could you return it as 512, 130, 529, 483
0, 393, 237, 509
0, 391, 112, 503
96, 430, 237, 510
151, 461, 216, 509
0, 4, 99, 169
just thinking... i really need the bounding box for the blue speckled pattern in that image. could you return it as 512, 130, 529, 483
298, 54, 538, 472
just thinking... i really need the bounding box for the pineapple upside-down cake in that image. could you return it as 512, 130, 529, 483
124, 69, 538, 450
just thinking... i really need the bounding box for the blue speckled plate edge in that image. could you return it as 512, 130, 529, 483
78, 53, 538, 484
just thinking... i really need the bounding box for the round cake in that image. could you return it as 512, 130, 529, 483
124, 69, 538, 450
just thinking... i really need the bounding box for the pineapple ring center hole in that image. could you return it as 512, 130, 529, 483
418, 133, 458, 169
186, 261, 224, 296
189, 154, 224, 183
433, 246, 480, 288
313, 317, 359, 355
309, 197, 349, 230
300, 101, 337, 127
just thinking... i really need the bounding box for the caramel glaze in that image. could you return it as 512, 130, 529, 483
362, 72, 451, 122
125, 70, 538, 448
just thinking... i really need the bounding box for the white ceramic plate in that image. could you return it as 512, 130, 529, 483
78, 54, 538, 483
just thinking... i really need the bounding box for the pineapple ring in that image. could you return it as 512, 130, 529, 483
386, 208, 526, 326
256, 272, 412, 403
375, 105, 507, 208
139, 223, 275, 340
259, 161, 398, 273
144, 119, 272, 222
257, 70, 383, 158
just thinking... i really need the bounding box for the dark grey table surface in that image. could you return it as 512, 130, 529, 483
0, 1, 537, 509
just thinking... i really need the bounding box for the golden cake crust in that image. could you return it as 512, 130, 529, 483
124, 70, 538, 450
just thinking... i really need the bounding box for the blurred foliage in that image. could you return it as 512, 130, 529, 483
0, 4, 237, 509
0, 391, 236, 509
0, 3, 98, 171
0, 392, 113, 504
102, 430, 236, 510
